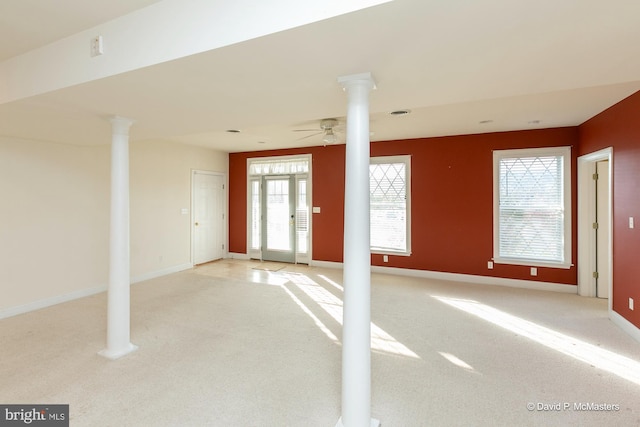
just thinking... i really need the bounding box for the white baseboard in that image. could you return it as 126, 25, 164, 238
1, 263, 194, 320
610, 310, 640, 344
310, 260, 576, 293
0, 285, 106, 320
371, 265, 577, 293
335, 417, 380, 427
131, 263, 193, 284
227, 252, 251, 260
309, 260, 343, 269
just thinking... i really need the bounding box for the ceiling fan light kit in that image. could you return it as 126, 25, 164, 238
322, 128, 337, 144
294, 117, 341, 144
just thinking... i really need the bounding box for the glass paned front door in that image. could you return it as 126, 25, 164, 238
262, 175, 295, 262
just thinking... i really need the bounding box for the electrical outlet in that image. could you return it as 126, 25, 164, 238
487, 261, 494, 269
630, 217, 635, 229
530, 267, 537, 276
630, 298, 634, 311
383, 255, 389, 263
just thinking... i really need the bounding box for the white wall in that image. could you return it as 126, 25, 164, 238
130, 139, 227, 278
0, 136, 110, 313
0, 136, 227, 316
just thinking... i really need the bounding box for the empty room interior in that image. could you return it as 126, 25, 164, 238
2, 1, 640, 426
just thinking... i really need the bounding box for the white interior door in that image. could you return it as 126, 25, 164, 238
596, 160, 610, 299
193, 172, 224, 265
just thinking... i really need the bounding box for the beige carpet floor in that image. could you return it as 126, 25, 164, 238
1, 259, 639, 426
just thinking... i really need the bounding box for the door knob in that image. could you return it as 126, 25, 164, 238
195, 222, 199, 226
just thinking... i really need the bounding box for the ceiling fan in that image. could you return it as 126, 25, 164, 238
293, 118, 341, 144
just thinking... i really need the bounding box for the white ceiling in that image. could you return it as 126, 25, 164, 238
2, 0, 640, 152
0, 0, 162, 61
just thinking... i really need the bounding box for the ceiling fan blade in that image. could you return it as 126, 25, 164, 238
296, 132, 323, 140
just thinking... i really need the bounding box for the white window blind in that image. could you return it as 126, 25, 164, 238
370, 156, 411, 255
493, 147, 571, 268
296, 178, 309, 255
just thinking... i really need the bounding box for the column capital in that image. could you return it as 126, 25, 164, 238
337, 72, 377, 91
110, 116, 135, 136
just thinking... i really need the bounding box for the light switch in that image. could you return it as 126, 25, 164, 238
181, 208, 189, 215
630, 217, 634, 229
530, 267, 537, 276
312, 207, 321, 214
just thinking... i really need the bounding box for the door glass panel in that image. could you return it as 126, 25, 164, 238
266, 179, 291, 251
296, 179, 309, 254
250, 179, 261, 250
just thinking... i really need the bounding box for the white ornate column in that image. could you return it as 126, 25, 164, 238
99, 116, 138, 360
336, 72, 379, 427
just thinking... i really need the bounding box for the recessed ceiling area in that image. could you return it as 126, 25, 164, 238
2, 0, 640, 152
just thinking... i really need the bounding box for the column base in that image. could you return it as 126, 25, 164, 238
98, 343, 138, 360
335, 417, 380, 427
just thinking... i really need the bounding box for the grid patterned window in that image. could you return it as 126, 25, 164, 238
493, 147, 571, 268
370, 155, 411, 255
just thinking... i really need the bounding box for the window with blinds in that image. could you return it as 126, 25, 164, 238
493, 147, 571, 268
370, 155, 411, 255
296, 178, 309, 255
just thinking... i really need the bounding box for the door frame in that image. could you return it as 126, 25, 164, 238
191, 169, 228, 266
577, 147, 613, 311
246, 154, 312, 263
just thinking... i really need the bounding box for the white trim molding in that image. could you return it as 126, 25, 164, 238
577, 148, 613, 311
131, 263, 193, 284
371, 265, 576, 293
310, 260, 576, 293
0, 285, 107, 320
0, 263, 194, 320
610, 310, 640, 344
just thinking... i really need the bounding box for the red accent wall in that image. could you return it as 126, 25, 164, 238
229, 145, 346, 262
579, 90, 640, 328
229, 127, 578, 285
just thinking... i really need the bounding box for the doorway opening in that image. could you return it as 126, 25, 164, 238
577, 148, 613, 311
247, 155, 311, 264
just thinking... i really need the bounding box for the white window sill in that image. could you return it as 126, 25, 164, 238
371, 250, 412, 257
493, 257, 573, 270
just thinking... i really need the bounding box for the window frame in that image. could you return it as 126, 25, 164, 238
493, 146, 572, 269
370, 155, 412, 256
246, 154, 312, 264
